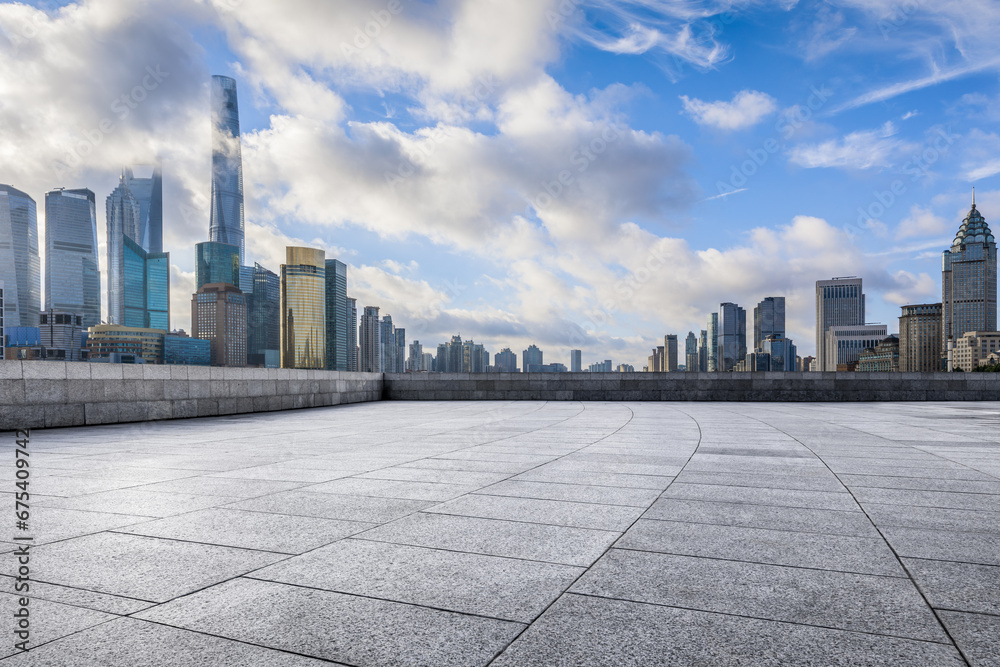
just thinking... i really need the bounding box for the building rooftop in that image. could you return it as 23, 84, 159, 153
4, 401, 999, 665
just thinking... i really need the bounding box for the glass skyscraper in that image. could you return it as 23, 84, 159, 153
121, 165, 163, 254
45, 188, 101, 328
0, 185, 40, 327
706, 312, 718, 372
346, 297, 358, 371
717, 302, 747, 372
210, 75, 245, 265
815, 277, 865, 371
280, 247, 325, 369
359, 306, 381, 372
196, 241, 240, 289
248, 262, 280, 367
324, 259, 349, 371
753, 296, 785, 351
122, 236, 169, 329
943, 201, 996, 356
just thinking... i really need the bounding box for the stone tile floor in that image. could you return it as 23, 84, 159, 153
2, 401, 1000, 665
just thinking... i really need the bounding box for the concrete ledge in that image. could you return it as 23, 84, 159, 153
0, 362, 382, 430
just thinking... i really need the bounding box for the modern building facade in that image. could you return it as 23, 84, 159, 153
380, 315, 397, 374
758, 335, 797, 372
324, 259, 349, 371
717, 302, 747, 372
942, 201, 997, 358
195, 241, 240, 290
407, 340, 423, 371
824, 324, 887, 371
899, 303, 943, 372
359, 306, 381, 373
0, 281, 4, 360
435, 335, 488, 373
121, 165, 163, 254
44, 189, 100, 328
706, 313, 719, 372
163, 333, 211, 366
247, 263, 280, 367
753, 296, 785, 351
664, 334, 678, 372
857, 335, 900, 372
38, 310, 85, 361
192, 283, 247, 367
210, 75, 245, 264
698, 329, 708, 372
495, 347, 518, 372
346, 297, 358, 371
685, 331, 698, 372
0, 185, 40, 328
86, 324, 166, 364
280, 247, 326, 369
816, 277, 865, 371
570, 349, 582, 372
523, 344, 543, 371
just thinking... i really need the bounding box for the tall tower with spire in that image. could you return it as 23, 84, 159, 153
942, 194, 997, 359
209, 75, 245, 265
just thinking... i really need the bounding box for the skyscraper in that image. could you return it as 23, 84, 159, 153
359, 306, 381, 372
717, 302, 747, 372
942, 200, 996, 356
121, 164, 162, 254
324, 259, 348, 371
408, 340, 423, 371
195, 241, 240, 290
248, 263, 280, 367
523, 344, 543, 371
570, 349, 582, 372
685, 331, 698, 372
280, 247, 325, 369
899, 303, 943, 372
0, 185, 40, 327
107, 172, 169, 328
706, 313, 719, 372
664, 334, 678, 371
346, 297, 358, 371
753, 296, 785, 351
495, 347, 518, 372
816, 277, 864, 371
698, 329, 708, 372
191, 283, 247, 367
380, 314, 396, 373
44, 188, 100, 328
395, 327, 406, 374
210, 75, 245, 264
0, 281, 4, 360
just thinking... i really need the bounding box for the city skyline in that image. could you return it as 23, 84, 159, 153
2, 2, 999, 366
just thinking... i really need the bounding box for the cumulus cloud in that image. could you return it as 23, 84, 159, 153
680, 90, 778, 131
897, 205, 950, 239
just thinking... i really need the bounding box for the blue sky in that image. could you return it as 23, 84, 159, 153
2, 0, 999, 366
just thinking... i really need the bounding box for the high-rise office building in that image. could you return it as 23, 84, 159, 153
0, 185, 40, 328
570, 349, 582, 372
280, 247, 325, 369
698, 329, 708, 372
324, 259, 349, 371
395, 327, 406, 374
685, 331, 698, 372
210, 75, 245, 264
408, 340, 423, 371
0, 281, 4, 359
359, 306, 381, 372
107, 173, 169, 328
824, 324, 887, 371
664, 334, 678, 372
706, 313, 718, 372
899, 303, 943, 372
753, 296, 785, 351
346, 297, 358, 371
942, 200, 996, 357
436, 335, 487, 372
121, 164, 162, 254
495, 347, 518, 372
717, 303, 747, 372
191, 283, 247, 367
196, 241, 240, 290
44, 188, 100, 328
523, 344, 543, 371
816, 277, 865, 371
759, 335, 797, 372
247, 263, 279, 367
380, 315, 396, 373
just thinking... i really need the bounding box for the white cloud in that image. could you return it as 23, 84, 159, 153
680, 90, 778, 131
787, 121, 905, 170
897, 205, 950, 239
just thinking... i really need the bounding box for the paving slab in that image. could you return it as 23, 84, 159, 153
477, 479, 662, 507
939, 611, 1000, 667
427, 493, 645, 531
0, 592, 117, 659
228, 489, 434, 522
905, 557, 1000, 616
661, 481, 859, 511
303, 476, 480, 501
881, 526, 1000, 566
136, 577, 523, 666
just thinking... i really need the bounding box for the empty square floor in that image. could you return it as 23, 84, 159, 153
3, 400, 1000, 666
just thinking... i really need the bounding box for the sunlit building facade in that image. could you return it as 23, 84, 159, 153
816, 277, 865, 371
0, 185, 40, 328
192, 283, 247, 367
942, 201, 996, 356
899, 303, 943, 372
280, 247, 325, 369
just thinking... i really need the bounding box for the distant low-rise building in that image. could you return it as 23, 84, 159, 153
857, 335, 900, 372
824, 324, 887, 371
39, 310, 86, 361
164, 332, 211, 366
527, 363, 567, 373
952, 331, 1000, 371
86, 324, 166, 364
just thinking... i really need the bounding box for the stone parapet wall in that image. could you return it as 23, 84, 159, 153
0, 361, 382, 430
384, 372, 1000, 401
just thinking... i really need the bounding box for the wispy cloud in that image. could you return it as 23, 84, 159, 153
680, 90, 777, 131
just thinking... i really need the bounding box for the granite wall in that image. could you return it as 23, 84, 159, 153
383, 371, 1000, 402
0, 361, 382, 430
